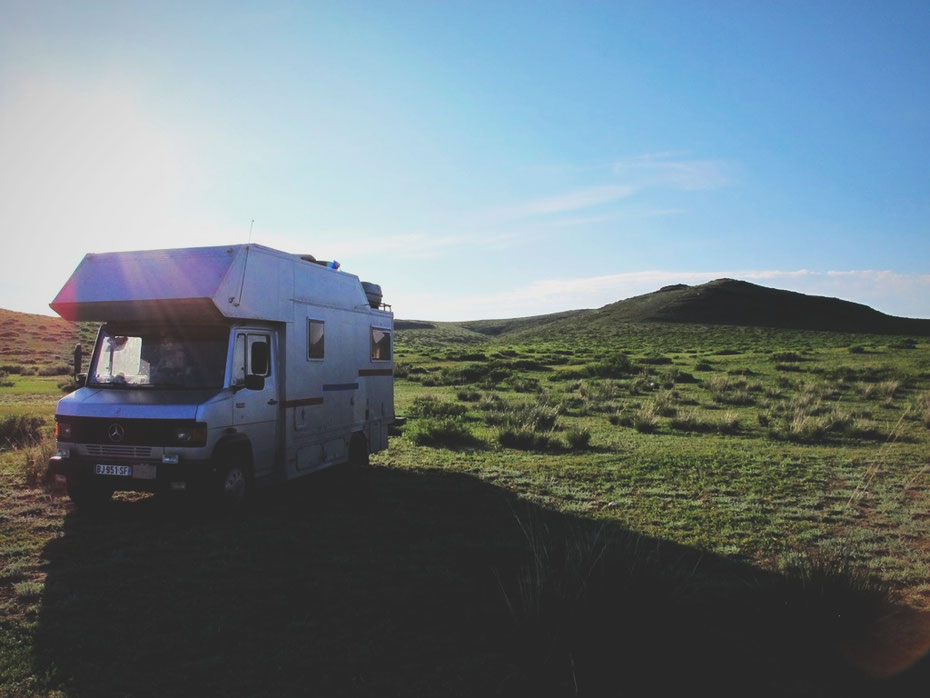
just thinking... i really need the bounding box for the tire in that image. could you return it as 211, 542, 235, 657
213, 450, 253, 512
347, 433, 369, 470
66, 475, 113, 514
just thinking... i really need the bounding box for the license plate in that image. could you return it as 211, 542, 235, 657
95, 464, 132, 477
132, 463, 157, 480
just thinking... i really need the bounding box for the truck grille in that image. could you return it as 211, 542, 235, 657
60, 417, 196, 446
85, 444, 154, 459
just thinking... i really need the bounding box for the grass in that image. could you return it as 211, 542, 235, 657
1, 316, 929, 695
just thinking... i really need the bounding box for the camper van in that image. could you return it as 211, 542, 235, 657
46, 244, 394, 511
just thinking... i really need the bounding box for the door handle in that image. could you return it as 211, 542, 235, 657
267, 399, 279, 405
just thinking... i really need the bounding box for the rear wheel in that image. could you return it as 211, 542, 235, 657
347, 433, 369, 470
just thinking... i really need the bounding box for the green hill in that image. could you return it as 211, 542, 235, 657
398, 278, 930, 341
0, 308, 96, 374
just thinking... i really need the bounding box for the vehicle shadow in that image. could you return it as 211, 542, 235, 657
33, 465, 930, 697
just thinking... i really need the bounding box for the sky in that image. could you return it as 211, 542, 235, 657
1, 0, 928, 321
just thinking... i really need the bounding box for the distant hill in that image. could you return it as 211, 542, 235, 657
583, 279, 930, 334
0, 308, 97, 372
2, 278, 927, 364
397, 278, 930, 340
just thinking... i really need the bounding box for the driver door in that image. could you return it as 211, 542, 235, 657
231, 331, 280, 478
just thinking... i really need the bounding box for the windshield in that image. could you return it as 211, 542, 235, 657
88, 326, 228, 389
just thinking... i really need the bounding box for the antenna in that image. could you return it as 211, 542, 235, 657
248, 219, 255, 244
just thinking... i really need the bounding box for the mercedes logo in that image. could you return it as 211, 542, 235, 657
107, 424, 125, 443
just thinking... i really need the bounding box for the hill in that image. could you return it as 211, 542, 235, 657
398, 278, 930, 341
2, 278, 927, 362
592, 279, 930, 333
0, 308, 97, 374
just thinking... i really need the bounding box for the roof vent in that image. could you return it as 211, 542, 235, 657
361, 282, 382, 309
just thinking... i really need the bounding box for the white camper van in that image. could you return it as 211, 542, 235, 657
47, 244, 394, 511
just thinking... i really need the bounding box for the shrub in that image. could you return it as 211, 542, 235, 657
628, 371, 657, 395
508, 359, 546, 371
669, 411, 713, 433
706, 375, 754, 406
577, 380, 622, 404
37, 364, 71, 377
408, 396, 467, 419
583, 354, 634, 379
22, 435, 56, 487
640, 355, 672, 366
608, 404, 634, 427
459, 352, 489, 361
498, 427, 560, 451
393, 362, 411, 379
0, 364, 24, 374
456, 389, 481, 402
0, 415, 47, 450
511, 377, 541, 393
564, 427, 591, 450
717, 411, 741, 435
669, 410, 739, 435
485, 402, 562, 432
649, 391, 678, 417
771, 549, 889, 629
771, 351, 804, 362
479, 392, 506, 412
406, 417, 476, 447
633, 404, 659, 433
659, 368, 696, 386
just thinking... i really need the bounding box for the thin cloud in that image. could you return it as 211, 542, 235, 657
611, 154, 733, 191
494, 184, 635, 219
493, 153, 733, 223
263, 228, 524, 264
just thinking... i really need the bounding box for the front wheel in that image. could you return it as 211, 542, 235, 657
214, 453, 253, 512
66, 475, 113, 514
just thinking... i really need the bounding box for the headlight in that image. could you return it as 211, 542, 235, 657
56, 420, 73, 440
171, 423, 208, 446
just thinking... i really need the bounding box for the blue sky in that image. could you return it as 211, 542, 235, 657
1, 1, 928, 320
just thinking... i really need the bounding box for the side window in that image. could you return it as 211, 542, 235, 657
233, 333, 271, 383
371, 327, 392, 361
232, 334, 247, 385
248, 335, 270, 376
308, 320, 324, 360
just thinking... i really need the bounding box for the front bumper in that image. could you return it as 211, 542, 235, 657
48, 455, 217, 494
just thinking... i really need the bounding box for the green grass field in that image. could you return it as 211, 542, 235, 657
1, 320, 929, 695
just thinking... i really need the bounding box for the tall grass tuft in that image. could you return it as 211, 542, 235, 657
0, 415, 47, 450
581, 353, 635, 379
405, 417, 476, 448
22, 435, 56, 488
564, 427, 591, 451
498, 515, 890, 696
408, 396, 467, 419
632, 403, 659, 433
484, 401, 562, 432
498, 428, 561, 451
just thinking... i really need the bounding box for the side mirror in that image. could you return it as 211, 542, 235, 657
244, 374, 265, 391
75, 374, 87, 388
